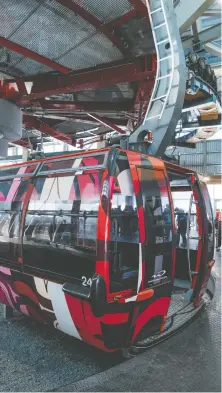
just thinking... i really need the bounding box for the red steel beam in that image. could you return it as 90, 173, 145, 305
10, 57, 155, 101
23, 115, 113, 147
54, 0, 129, 56
87, 113, 126, 134
128, 0, 148, 15
23, 115, 73, 145
11, 139, 29, 148
0, 36, 72, 75
0, 56, 156, 102
32, 99, 134, 112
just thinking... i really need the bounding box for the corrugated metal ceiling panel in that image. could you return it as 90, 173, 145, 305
9, 1, 96, 64
0, 0, 41, 37
57, 32, 122, 70
1, 0, 125, 75
13, 56, 54, 75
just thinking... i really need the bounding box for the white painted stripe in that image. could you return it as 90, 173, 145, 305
34, 277, 50, 300
38, 157, 82, 205
118, 169, 134, 196
125, 295, 137, 303
34, 277, 54, 314
137, 243, 143, 293
72, 158, 82, 168
39, 178, 55, 202
39, 177, 74, 202
48, 281, 82, 340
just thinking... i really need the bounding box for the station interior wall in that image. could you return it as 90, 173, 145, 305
207, 184, 222, 212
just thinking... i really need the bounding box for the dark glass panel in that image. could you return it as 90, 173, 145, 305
0, 179, 31, 265
0, 181, 12, 201
200, 181, 214, 262
0, 167, 20, 178
0, 164, 37, 178
167, 170, 203, 285
40, 159, 76, 172
110, 155, 139, 292
139, 168, 173, 287
23, 171, 102, 282
40, 154, 105, 173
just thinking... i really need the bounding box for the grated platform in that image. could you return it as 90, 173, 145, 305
132, 276, 214, 352
167, 292, 191, 316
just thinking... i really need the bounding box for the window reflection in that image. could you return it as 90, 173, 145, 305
110, 157, 139, 292
171, 189, 199, 250
140, 168, 173, 286
0, 178, 30, 264
0, 164, 36, 178
200, 182, 214, 261
23, 172, 102, 280
40, 154, 105, 173
111, 195, 138, 242
167, 172, 203, 287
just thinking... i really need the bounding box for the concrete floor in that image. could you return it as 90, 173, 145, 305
0, 252, 221, 392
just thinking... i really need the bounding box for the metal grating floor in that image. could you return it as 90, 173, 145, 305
167, 292, 192, 317
133, 291, 212, 350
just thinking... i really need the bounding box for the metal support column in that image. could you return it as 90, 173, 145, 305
203, 140, 207, 176
129, 0, 186, 157
22, 148, 29, 162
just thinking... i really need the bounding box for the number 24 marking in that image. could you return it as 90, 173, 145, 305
82, 276, 92, 287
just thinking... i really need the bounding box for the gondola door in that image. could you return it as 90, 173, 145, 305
167, 168, 215, 307
108, 154, 174, 345
177, 173, 215, 306
130, 164, 175, 342
193, 176, 215, 306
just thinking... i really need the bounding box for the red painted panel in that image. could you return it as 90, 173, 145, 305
132, 297, 171, 340
103, 312, 129, 324
138, 205, 145, 243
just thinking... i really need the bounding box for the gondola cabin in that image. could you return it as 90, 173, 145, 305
0, 148, 215, 354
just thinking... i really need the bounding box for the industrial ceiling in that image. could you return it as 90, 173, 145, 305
0, 0, 221, 151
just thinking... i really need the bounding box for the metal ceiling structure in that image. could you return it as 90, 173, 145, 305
177, 0, 222, 145
0, 0, 221, 154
